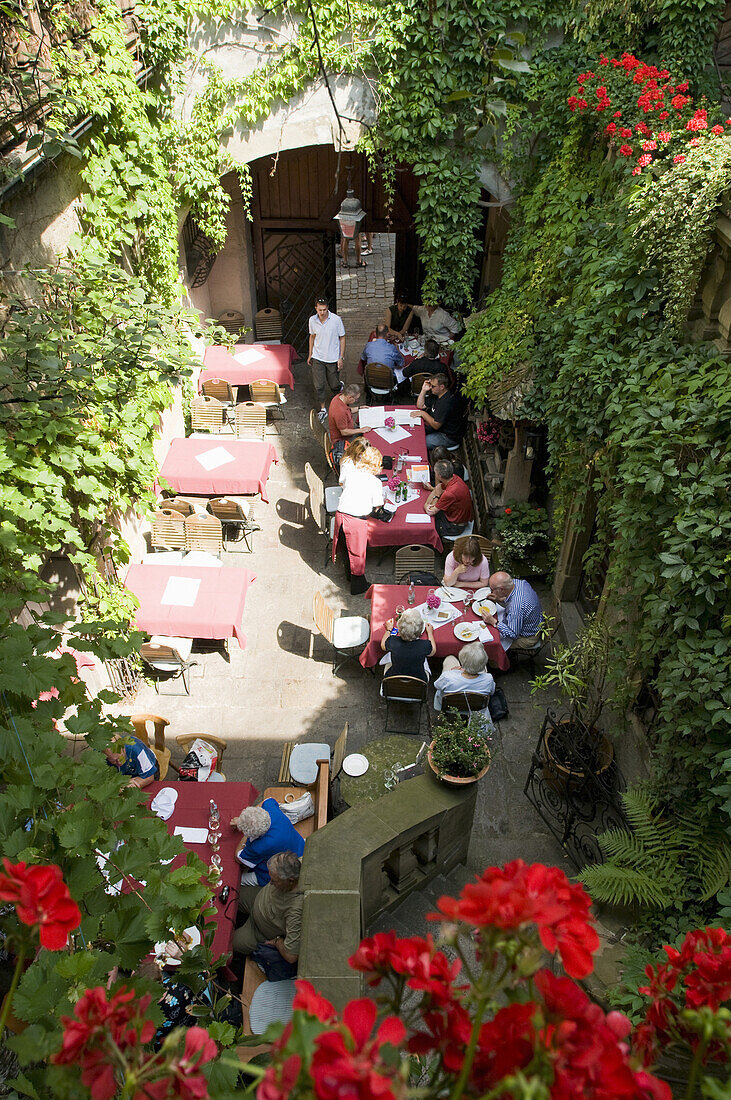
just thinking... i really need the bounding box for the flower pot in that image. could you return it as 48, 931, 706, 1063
541, 720, 613, 795
427, 741, 490, 786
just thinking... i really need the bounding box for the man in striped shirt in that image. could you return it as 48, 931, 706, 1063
480, 571, 544, 651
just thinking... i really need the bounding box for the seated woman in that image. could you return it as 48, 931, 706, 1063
334, 443, 384, 595
380, 608, 436, 683
231, 801, 305, 887
433, 642, 496, 733
443, 536, 490, 591
384, 291, 416, 339
429, 445, 465, 481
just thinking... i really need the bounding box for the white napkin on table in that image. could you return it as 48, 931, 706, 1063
151, 787, 179, 821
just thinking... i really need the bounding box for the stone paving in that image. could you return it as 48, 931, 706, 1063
113, 232, 568, 880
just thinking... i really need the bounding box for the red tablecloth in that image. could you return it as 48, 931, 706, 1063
145, 780, 258, 961
159, 438, 278, 502
125, 565, 255, 647
363, 406, 429, 464
200, 344, 295, 390
359, 584, 510, 671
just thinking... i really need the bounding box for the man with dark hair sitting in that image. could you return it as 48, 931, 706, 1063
411, 373, 463, 449
424, 459, 472, 539
403, 337, 443, 380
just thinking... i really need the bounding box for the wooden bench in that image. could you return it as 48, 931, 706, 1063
239, 758, 329, 1055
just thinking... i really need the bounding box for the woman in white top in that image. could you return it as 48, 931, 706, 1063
443, 536, 490, 591
335, 442, 384, 594
433, 642, 495, 734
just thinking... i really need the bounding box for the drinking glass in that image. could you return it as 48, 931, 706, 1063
383, 768, 397, 791
395, 604, 405, 618
208, 828, 220, 852
211, 853, 222, 873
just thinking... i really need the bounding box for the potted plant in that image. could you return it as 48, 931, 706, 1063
530, 615, 614, 787
427, 709, 491, 786
494, 501, 550, 576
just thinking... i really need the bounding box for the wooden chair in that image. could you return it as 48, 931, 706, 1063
382, 675, 429, 734
207, 497, 258, 552
313, 591, 370, 674
176, 733, 228, 776
130, 713, 169, 752
393, 545, 437, 583
441, 690, 491, 717
235, 402, 266, 440
140, 637, 196, 696
309, 407, 327, 449
323, 430, 338, 479
184, 512, 223, 557
250, 379, 286, 422
364, 362, 396, 404
161, 497, 194, 517
410, 371, 432, 397
151, 508, 186, 551
151, 745, 171, 780
201, 378, 235, 421
190, 394, 225, 433
254, 307, 283, 342
304, 462, 338, 567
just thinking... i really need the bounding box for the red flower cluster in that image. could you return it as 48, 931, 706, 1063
637, 928, 731, 1062
310, 999, 405, 1100
432, 859, 599, 978
687, 108, 708, 131
350, 931, 461, 1006
0, 859, 81, 950
54, 987, 217, 1100
54, 986, 155, 1099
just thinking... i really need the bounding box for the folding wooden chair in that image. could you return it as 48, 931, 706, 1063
313, 591, 369, 674
364, 362, 396, 404
140, 638, 196, 696
440, 690, 491, 717
235, 402, 266, 440
161, 497, 195, 517
305, 462, 336, 567
393, 545, 437, 583
130, 713, 170, 752
452, 534, 496, 563
190, 395, 225, 433
250, 379, 286, 422
254, 307, 283, 342
410, 371, 432, 397
207, 497, 258, 552
184, 513, 223, 557
151, 508, 186, 551
201, 378, 235, 423
176, 733, 228, 778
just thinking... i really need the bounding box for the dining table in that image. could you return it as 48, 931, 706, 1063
144, 780, 259, 961
359, 584, 510, 672
125, 563, 255, 648
159, 437, 278, 502
200, 344, 296, 392
357, 335, 453, 384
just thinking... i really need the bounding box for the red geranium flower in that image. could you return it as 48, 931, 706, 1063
349, 932, 461, 1007
658, 111, 670, 119
293, 979, 336, 1023
619, 145, 633, 157
504, 507, 512, 514
657, 131, 671, 142
408, 1001, 471, 1074
605, 123, 618, 135
0, 859, 81, 950
471, 1002, 538, 1091
141, 1028, 217, 1100
432, 860, 599, 978
673, 154, 686, 164
258, 1054, 302, 1100
712, 124, 724, 135
311, 999, 405, 1100
637, 154, 652, 167
620, 127, 633, 138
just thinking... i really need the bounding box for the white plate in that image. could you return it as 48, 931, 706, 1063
472, 587, 493, 604
434, 586, 464, 603
476, 600, 498, 617
155, 925, 201, 966
454, 622, 480, 642
342, 753, 369, 777
425, 606, 453, 624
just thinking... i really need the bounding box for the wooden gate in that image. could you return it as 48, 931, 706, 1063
261, 229, 336, 355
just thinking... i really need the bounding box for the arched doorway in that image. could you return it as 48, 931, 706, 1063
249, 146, 420, 351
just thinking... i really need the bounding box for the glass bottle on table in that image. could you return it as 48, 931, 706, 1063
408, 581, 415, 606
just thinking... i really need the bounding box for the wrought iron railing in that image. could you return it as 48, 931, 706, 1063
523, 708, 628, 870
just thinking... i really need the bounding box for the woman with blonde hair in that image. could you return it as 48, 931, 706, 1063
333, 442, 384, 594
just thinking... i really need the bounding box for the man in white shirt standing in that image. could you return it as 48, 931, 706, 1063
308, 296, 346, 422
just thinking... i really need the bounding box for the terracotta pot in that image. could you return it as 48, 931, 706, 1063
427, 741, 490, 786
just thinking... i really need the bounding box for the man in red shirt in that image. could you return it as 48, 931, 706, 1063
424, 459, 472, 539
328, 384, 369, 468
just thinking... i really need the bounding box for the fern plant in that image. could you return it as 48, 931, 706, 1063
579, 787, 731, 910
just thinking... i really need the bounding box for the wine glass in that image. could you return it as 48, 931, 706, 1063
208, 827, 220, 852
384, 768, 397, 791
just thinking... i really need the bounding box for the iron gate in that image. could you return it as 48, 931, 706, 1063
261, 230, 337, 357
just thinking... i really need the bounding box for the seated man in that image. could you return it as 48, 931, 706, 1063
403, 338, 442, 380
361, 324, 405, 374
232, 851, 302, 968
232, 801, 305, 887
411, 373, 462, 449
104, 734, 159, 789
424, 459, 472, 539
478, 571, 544, 650
328, 384, 368, 468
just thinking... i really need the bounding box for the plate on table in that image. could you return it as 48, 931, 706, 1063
342, 753, 369, 777
425, 606, 453, 624
476, 600, 498, 618
155, 925, 201, 966
434, 586, 464, 603
472, 587, 493, 604
454, 622, 481, 642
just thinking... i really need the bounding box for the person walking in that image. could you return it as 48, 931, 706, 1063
308, 296, 346, 422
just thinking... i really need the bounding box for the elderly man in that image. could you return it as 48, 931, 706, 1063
479, 571, 544, 650
410, 303, 460, 342
328, 383, 369, 468
231, 800, 305, 887
232, 851, 303, 966
104, 734, 159, 789
361, 324, 405, 374
424, 459, 472, 539
411, 373, 462, 449
308, 296, 346, 422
